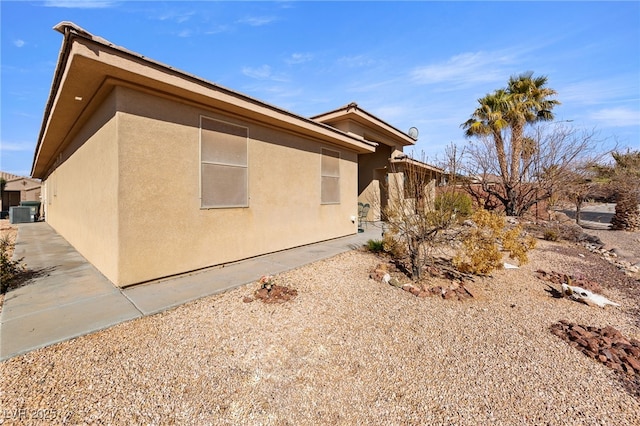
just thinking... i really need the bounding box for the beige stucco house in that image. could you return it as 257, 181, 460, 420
1, 171, 41, 215
313, 104, 416, 221
31, 22, 441, 288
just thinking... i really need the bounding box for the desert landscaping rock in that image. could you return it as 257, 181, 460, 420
374, 260, 477, 302
551, 321, 640, 397
576, 228, 640, 279
1, 231, 639, 423
252, 284, 298, 304
535, 269, 603, 294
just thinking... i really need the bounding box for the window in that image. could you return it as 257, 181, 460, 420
200, 116, 248, 208
321, 148, 340, 204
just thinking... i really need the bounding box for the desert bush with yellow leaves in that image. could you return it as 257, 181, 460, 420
453, 209, 536, 275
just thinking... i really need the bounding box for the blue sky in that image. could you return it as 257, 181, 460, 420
1, 1, 639, 177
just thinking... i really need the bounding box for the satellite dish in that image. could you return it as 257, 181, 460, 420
408, 127, 419, 140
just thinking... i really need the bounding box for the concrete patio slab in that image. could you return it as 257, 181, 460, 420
1, 292, 141, 359
1, 223, 144, 360
1, 221, 383, 361
2, 273, 121, 320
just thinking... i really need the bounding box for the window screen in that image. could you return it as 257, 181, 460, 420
321, 148, 340, 204
200, 117, 248, 208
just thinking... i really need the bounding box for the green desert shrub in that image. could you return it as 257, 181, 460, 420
434, 192, 473, 220
543, 229, 560, 241
366, 239, 385, 253
382, 234, 407, 259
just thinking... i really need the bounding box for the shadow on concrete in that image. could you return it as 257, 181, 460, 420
561, 209, 614, 225
1, 266, 55, 295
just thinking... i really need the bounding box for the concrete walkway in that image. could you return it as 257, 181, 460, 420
559, 203, 616, 231
1, 222, 382, 361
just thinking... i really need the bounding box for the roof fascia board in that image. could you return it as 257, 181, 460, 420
30, 24, 77, 177
312, 103, 416, 146
390, 157, 444, 174
32, 22, 376, 177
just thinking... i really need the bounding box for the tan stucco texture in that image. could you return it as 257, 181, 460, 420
45, 86, 359, 286
44, 90, 120, 282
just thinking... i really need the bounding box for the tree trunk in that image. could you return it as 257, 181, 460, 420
409, 241, 421, 280
575, 199, 582, 225
510, 122, 524, 188
504, 186, 518, 216
493, 131, 510, 184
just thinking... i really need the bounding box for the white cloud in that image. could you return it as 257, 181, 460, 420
242, 65, 272, 80
558, 77, 638, 106
156, 10, 195, 23
13, 40, 25, 48
256, 85, 303, 99
237, 16, 277, 27
374, 105, 408, 118
285, 53, 313, 65
410, 51, 517, 87
241, 65, 288, 82
589, 107, 640, 127
43, 0, 117, 8
177, 29, 192, 38
1, 141, 35, 152
338, 55, 376, 68
204, 25, 232, 35
175, 14, 193, 24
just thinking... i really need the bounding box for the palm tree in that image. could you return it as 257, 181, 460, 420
506, 73, 559, 183
462, 72, 560, 215
462, 89, 511, 182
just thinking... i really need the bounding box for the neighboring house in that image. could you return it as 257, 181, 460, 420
0, 171, 41, 215
31, 22, 440, 288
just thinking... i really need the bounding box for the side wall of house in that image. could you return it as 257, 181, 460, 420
43, 90, 120, 283
114, 87, 358, 286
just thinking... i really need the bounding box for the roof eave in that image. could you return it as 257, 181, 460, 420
31, 22, 376, 178
390, 157, 444, 174
311, 102, 417, 146
30, 24, 77, 178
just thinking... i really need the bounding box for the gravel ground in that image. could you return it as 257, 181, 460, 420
586, 228, 640, 265
1, 233, 640, 425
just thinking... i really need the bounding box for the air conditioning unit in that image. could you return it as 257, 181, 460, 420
9, 206, 33, 224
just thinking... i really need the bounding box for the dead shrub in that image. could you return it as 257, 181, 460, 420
453, 209, 536, 275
